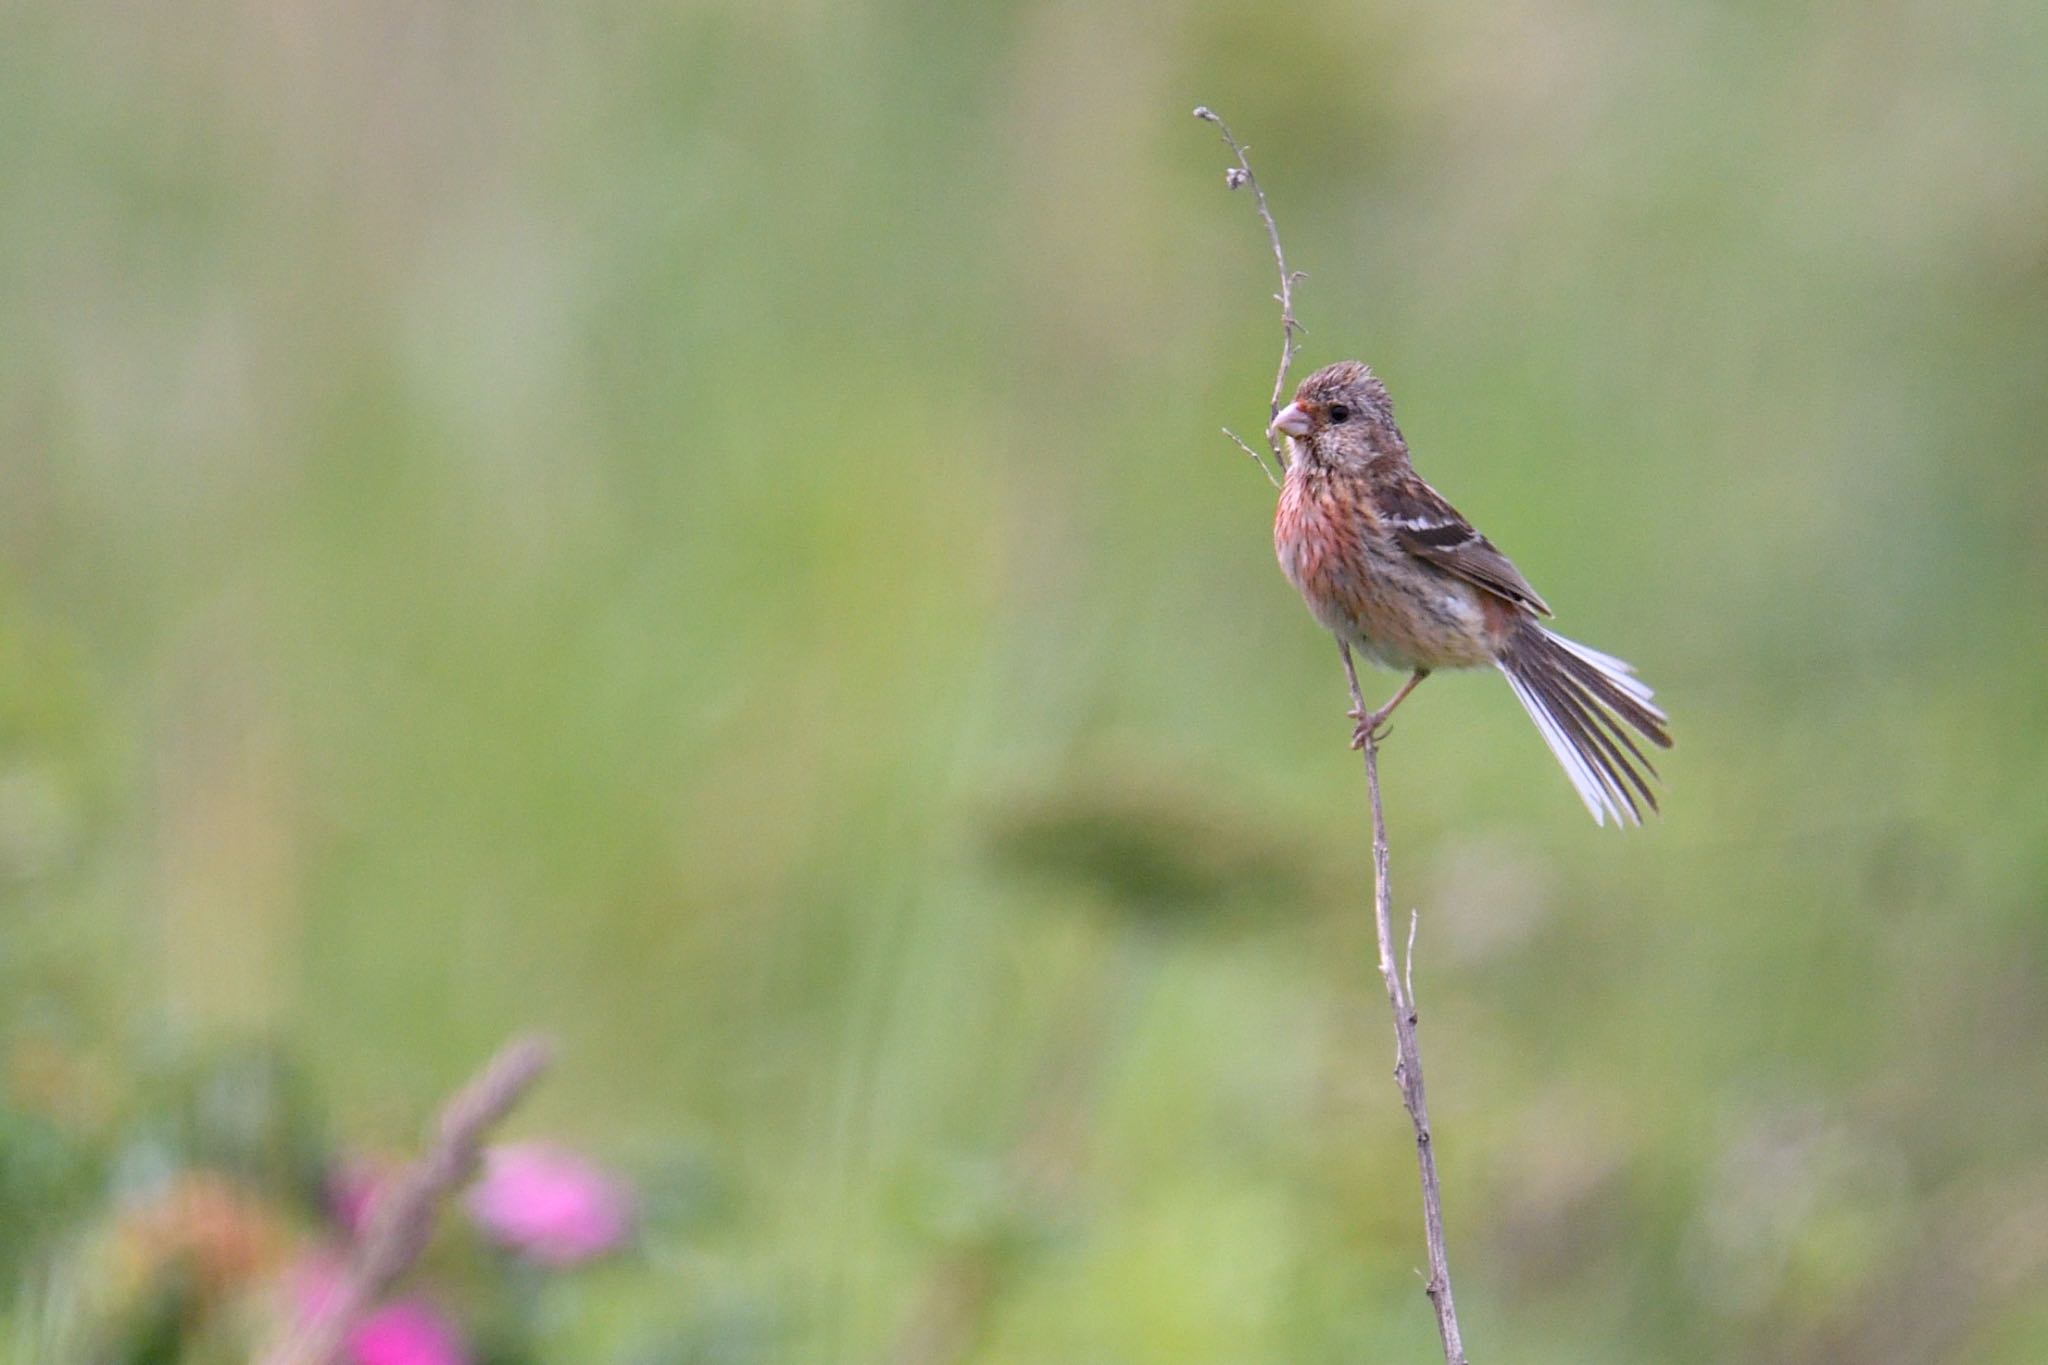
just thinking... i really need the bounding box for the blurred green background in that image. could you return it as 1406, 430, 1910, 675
4, 0, 2048, 1360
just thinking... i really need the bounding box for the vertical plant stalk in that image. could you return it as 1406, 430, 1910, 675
1343, 647, 1467, 1364
254, 1035, 556, 1365
1194, 105, 1301, 489
1197, 107, 1469, 1365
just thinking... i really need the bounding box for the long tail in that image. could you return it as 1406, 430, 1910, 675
1496, 623, 1672, 827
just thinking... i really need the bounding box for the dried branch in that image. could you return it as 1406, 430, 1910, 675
255, 1035, 556, 1365
1341, 646, 1466, 1365
1193, 105, 1302, 483
1197, 104, 1469, 1364
1223, 426, 1283, 491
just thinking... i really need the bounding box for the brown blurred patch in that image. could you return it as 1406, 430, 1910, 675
106, 1170, 293, 1311
982, 756, 1321, 929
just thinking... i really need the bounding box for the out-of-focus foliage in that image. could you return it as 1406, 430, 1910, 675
0, 1042, 641, 1363
3, 0, 2046, 1360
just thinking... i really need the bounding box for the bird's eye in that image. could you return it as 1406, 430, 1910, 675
1327, 404, 1352, 424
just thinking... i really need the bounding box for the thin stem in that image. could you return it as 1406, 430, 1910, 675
1341, 644, 1467, 1364
1194, 106, 1304, 475
255, 1036, 556, 1365
1223, 426, 1283, 489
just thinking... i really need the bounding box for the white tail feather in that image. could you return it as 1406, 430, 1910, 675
1498, 625, 1668, 827
1544, 631, 1664, 712
1498, 666, 1630, 827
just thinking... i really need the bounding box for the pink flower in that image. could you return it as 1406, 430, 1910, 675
464, 1142, 633, 1265
291, 1258, 468, 1365
349, 1301, 468, 1365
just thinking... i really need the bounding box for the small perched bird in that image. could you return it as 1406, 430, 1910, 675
1272, 360, 1671, 825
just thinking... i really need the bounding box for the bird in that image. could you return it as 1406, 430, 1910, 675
1270, 360, 1671, 826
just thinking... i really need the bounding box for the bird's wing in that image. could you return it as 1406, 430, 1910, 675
1378, 470, 1553, 617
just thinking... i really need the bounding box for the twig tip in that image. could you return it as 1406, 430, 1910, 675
503, 1032, 559, 1069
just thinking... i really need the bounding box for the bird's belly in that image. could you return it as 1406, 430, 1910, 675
1345, 577, 1493, 671
1277, 511, 1493, 672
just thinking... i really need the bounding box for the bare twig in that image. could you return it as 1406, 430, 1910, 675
256, 1035, 556, 1365
1193, 105, 1303, 480
1198, 108, 1469, 1358
1223, 426, 1283, 490
1341, 644, 1466, 1365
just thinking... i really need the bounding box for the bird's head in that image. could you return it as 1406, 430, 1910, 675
1270, 360, 1404, 469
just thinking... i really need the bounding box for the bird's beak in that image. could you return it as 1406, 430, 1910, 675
1270, 402, 1313, 439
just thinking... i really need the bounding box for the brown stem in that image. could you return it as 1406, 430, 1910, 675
254, 1035, 556, 1365
1193, 105, 1303, 483
1341, 644, 1468, 1365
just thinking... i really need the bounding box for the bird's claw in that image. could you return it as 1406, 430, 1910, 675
1347, 707, 1393, 750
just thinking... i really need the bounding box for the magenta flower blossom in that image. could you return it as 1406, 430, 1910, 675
464, 1142, 633, 1265
292, 1259, 468, 1365
350, 1301, 469, 1365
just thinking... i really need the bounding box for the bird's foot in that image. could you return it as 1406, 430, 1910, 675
1348, 706, 1394, 750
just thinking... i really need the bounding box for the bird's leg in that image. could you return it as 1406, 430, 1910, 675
1349, 669, 1430, 749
